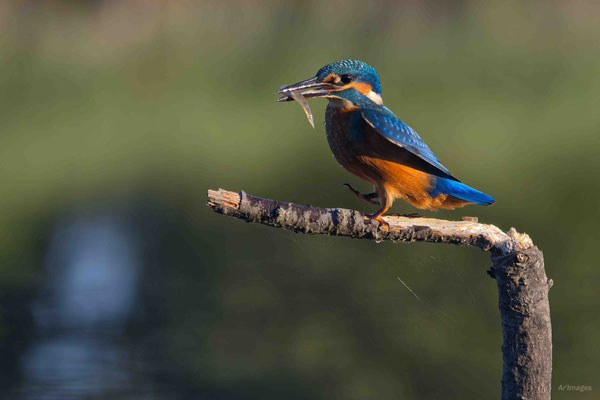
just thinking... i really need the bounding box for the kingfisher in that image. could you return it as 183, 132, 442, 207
276, 60, 494, 226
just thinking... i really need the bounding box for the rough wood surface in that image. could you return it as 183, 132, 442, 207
207, 188, 532, 256
491, 248, 553, 400
207, 188, 552, 400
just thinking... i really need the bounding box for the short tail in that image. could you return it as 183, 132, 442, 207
432, 177, 495, 205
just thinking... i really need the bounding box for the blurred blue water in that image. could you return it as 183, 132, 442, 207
15, 215, 149, 399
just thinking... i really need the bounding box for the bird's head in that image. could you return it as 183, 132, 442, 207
277, 60, 383, 106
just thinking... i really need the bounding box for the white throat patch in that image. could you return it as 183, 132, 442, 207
366, 91, 383, 105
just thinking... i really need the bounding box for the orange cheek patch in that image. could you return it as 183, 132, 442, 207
346, 81, 373, 95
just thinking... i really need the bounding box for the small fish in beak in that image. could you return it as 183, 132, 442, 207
277, 77, 332, 129
281, 89, 314, 128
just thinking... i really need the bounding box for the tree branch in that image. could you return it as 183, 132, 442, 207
207, 188, 552, 400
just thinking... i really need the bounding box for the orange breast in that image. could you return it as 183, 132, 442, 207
324, 104, 470, 210
356, 157, 471, 209
357, 156, 434, 206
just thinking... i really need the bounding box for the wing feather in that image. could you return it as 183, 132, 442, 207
360, 106, 457, 180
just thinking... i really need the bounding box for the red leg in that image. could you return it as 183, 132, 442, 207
364, 185, 392, 227
365, 208, 390, 227
344, 183, 379, 205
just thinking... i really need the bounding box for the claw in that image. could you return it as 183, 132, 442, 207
403, 213, 422, 218
344, 183, 380, 205
365, 213, 389, 227
387, 212, 423, 218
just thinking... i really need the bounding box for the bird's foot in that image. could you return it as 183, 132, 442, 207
343, 183, 379, 205
364, 213, 390, 227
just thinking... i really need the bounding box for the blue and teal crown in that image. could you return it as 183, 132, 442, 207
316, 60, 381, 95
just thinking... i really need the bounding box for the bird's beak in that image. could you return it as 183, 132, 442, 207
276, 76, 331, 102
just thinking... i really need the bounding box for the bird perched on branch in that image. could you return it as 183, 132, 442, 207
277, 60, 494, 226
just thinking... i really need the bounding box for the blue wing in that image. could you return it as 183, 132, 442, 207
361, 105, 458, 180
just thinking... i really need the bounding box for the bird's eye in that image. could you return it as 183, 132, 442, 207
340, 74, 353, 84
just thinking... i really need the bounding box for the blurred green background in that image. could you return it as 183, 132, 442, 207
1, 1, 599, 398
